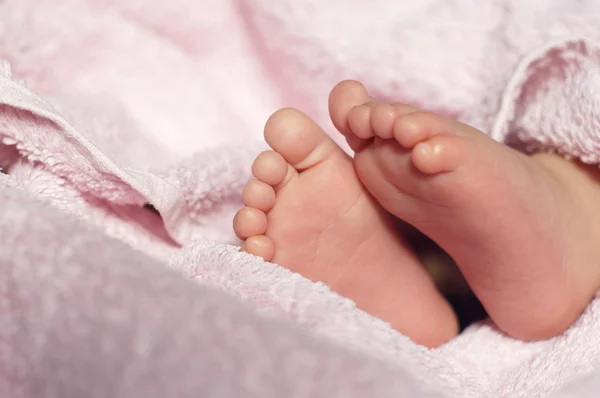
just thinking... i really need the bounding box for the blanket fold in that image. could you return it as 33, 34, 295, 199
491, 38, 600, 163
3, 0, 600, 396
0, 180, 440, 398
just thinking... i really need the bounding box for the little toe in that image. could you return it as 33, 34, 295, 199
242, 235, 275, 261
233, 206, 268, 239
242, 179, 276, 212
251, 151, 289, 186
264, 107, 345, 171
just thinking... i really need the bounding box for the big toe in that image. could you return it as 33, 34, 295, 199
264, 107, 345, 170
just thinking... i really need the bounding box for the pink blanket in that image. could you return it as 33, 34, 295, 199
3, 0, 600, 396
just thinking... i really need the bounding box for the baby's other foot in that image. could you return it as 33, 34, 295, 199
330, 80, 600, 340
233, 108, 458, 347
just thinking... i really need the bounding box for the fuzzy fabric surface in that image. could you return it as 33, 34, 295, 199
2, 0, 600, 396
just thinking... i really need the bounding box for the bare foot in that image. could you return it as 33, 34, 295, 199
329, 80, 600, 340
233, 107, 458, 347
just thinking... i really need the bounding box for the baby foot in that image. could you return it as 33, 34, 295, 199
330, 80, 600, 340
233, 108, 458, 347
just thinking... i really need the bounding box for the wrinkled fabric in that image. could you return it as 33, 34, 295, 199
2, 0, 600, 396
0, 181, 439, 398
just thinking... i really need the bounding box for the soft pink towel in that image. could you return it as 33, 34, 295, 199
2, 0, 600, 396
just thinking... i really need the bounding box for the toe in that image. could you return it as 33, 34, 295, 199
329, 80, 370, 135
371, 103, 419, 139
394, 111, 456, 149
329, 80, 373, 152
350, 102, 420, 141
264, 107, 345, 171
242, 179, 276, 212
348, 103, 375, 139
371, 103, 397, 139
242, 235, 275, 261
233, 206, 268, 239
411, 135, 467, 175
252, 151, 289, 186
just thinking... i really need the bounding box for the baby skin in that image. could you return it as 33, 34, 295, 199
234, 80, 600, 347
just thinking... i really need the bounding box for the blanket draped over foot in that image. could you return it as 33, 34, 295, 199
2, 0, 600, 396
